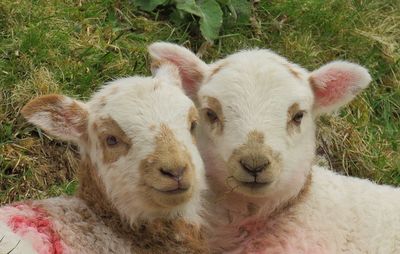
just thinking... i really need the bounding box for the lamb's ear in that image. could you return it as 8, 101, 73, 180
148, 42, 209, 98
21, 94, 88, 143
309, 61, 372, 115
154, 62, 182, 88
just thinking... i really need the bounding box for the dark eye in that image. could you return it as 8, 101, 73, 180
106, 135, 119, 146
206, 109, 219, 124
292, 111, 305, 125
190, 121, 198, 133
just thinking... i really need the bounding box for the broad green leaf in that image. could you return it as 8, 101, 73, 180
133, 0, 168, 12
198, 0, 223, 41
230, 0, 251, 23
169, 8, 190, 25
175, 0, 202, 16
217, 0, 236, 19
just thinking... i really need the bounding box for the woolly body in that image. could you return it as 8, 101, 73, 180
148, 43, 399, 254
0, 64, 208, 253
0, 198, 128, 254
208, 167, 400, 253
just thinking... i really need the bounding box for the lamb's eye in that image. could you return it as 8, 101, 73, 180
106, 135, 119, 146
190, 120, 198, 133
292, 111, 305, 125
206, 109, 219, 124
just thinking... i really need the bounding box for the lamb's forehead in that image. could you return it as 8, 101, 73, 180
88, 77, 194, 130
222, 49, 307, 74
200, 49, 313, 111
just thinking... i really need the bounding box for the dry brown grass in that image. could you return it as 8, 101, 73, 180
0, 137, 78, 204
317, 115, 398, 184
1, 68, 78, 204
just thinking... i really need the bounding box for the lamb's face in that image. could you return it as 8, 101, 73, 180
86, 76, 205, 216
149, 42, 371, 200
21, 64, 206, 223
197, 51, 315, 197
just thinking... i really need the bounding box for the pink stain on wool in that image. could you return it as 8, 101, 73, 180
214, 217, 329, 254
1, 203, 64, 254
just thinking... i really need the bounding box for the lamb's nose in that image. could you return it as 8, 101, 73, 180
159, 166, 186, 181
239, 158, 270, 177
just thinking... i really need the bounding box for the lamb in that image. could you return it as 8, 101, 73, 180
149, 42, 400, 253
0, 63, 208, 254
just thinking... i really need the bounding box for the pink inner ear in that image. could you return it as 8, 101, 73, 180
160, 54, 204, 97
312, 69, 358, 107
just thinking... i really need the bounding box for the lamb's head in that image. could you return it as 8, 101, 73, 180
21, 64, 206, 224
149, 43, 371, 203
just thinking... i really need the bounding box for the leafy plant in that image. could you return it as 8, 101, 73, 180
133, 0, 251, 41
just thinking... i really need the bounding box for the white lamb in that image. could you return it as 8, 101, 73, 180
149, 42, 400, 254
0, 63, 208, 253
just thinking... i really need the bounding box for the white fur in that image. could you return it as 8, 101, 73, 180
2, 65, 207, 253
0, 221, 38, 254
148, 42, 400, 253
86, 74, 206, 225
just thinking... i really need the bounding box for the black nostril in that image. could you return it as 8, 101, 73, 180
160, 168, 175, 178
239, 160, 251, 172
159, 167, 186, 181
240, 159, 270, 176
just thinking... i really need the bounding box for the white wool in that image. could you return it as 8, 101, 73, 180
0, 221, 38, 254
86, 75, 206, 224
148, 42, 400, 253
2, 64, 207, 253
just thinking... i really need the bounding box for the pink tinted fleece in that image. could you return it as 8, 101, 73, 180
0, 203, 65, 254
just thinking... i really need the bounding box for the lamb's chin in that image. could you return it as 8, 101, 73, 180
150, 188, 193, 208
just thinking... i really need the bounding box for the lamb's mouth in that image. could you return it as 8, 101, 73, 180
233, 178, 272, 189
153, 186, 190, 195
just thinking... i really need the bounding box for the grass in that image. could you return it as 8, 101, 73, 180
0, 0, 399, 204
